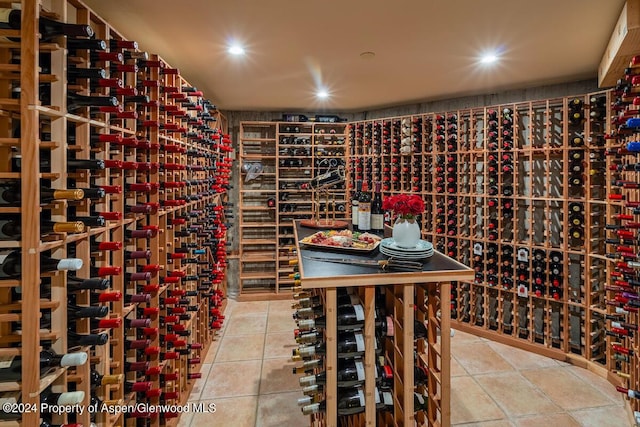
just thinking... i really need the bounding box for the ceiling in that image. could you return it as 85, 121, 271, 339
82, 0, 626, 112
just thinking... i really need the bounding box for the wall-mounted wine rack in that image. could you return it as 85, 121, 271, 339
238, 121, 347, 300
348, 92, 639, 425
0, 1, 231, 426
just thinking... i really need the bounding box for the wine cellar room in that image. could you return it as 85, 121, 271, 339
3, 0, 640, 426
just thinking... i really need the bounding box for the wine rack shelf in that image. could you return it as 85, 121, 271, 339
347, 92, 640, 425
1, 1, 231, 426
292, 221, 473, 426
238, 121, 347, 300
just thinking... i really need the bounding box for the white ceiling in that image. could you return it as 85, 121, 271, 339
82, 0, 626, 112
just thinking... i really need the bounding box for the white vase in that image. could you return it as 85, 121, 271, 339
392, 218, 421, 249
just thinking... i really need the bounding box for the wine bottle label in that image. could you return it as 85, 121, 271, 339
353, 304, 365, 321
358, 203, 371, 230
352, 204, 359, 225
56, 258, 83, 271
355, 359, 365, 381
371, 214, 384, 231
354, 332, 365, 352
382, 391, 393, 405
56, 391, 85, 405
59, 352, 88, 367
374, 389, 381, 404
358, 389, 366, 406
0, 355, 15, 369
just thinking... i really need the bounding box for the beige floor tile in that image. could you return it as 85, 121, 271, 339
565, 365, 626, 405
190, 396, 257, 427
521, 367, 615, 410
215, 333, 265, 362
260, 357, 301, 394
452, 328, 484, 343
256, 391, 309, 427
177, 410, 194, 427
513, 413, 581, 427
451, 376, 507, 424
475, 371, 560, 417
453, 421, 515, 427
451, 355, 468, 377
264, 332, 297, 359
204, 337, 222, 363
452, 341, 514, 375
569, 405, 633, 427
485, 341, 560, 370
224, 313, 268, 336
235, 300, 270, 314
201, 359, 262, 398
188, 363, 212, 401
267, 311, 297, 333
269, 299, 296, 312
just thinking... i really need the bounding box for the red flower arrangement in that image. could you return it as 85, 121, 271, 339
382, 194, 425, 220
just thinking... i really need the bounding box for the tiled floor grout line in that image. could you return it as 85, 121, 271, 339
253, 301, 273, 427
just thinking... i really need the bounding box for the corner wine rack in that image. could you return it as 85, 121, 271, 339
347, 92, 638, 424
0, 1, 231, 426
238, 121, 347, 300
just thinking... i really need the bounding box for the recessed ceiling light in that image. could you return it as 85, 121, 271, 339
316, 90, 329, 99
480, 53, 499, 64
228, 45, 245, 55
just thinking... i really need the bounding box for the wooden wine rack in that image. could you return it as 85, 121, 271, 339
0, 1, 230, 426
293, 221, 473, 427
238, 121, 347, 300
348, 92, 638, 424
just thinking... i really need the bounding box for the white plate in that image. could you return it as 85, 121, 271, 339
380, 246, 434, 260
380, 238, 434, 253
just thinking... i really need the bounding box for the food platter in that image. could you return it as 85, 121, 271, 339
299, 230, 382, 253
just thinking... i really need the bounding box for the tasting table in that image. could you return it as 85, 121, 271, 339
293, 221, 474, 427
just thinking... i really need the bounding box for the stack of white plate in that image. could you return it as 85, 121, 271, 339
379, 238, 434, 259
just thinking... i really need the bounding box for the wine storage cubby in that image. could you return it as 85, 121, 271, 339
238, 121, 347, 300
0, 1, 230, 426
348, 92, 640, 424
291, 221, 473, 427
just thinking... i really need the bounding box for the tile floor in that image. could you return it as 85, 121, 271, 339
179, 299, 631, 427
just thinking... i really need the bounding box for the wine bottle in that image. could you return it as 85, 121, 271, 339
371, 181, 384, 235
0, 182, 84, 205
351, 180, 361, 231
67, 330, 109, 346
67, 93, 118, 112
300, 386, 392, 416
357, 181, 372, 231
0, 8, 94, 40
0, 388, 85, 420
0, 217, 85, 240
0, 349, 87, 382
296, 304, 365, 331
89, 370, 122, 390
0, 250, 82, 278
